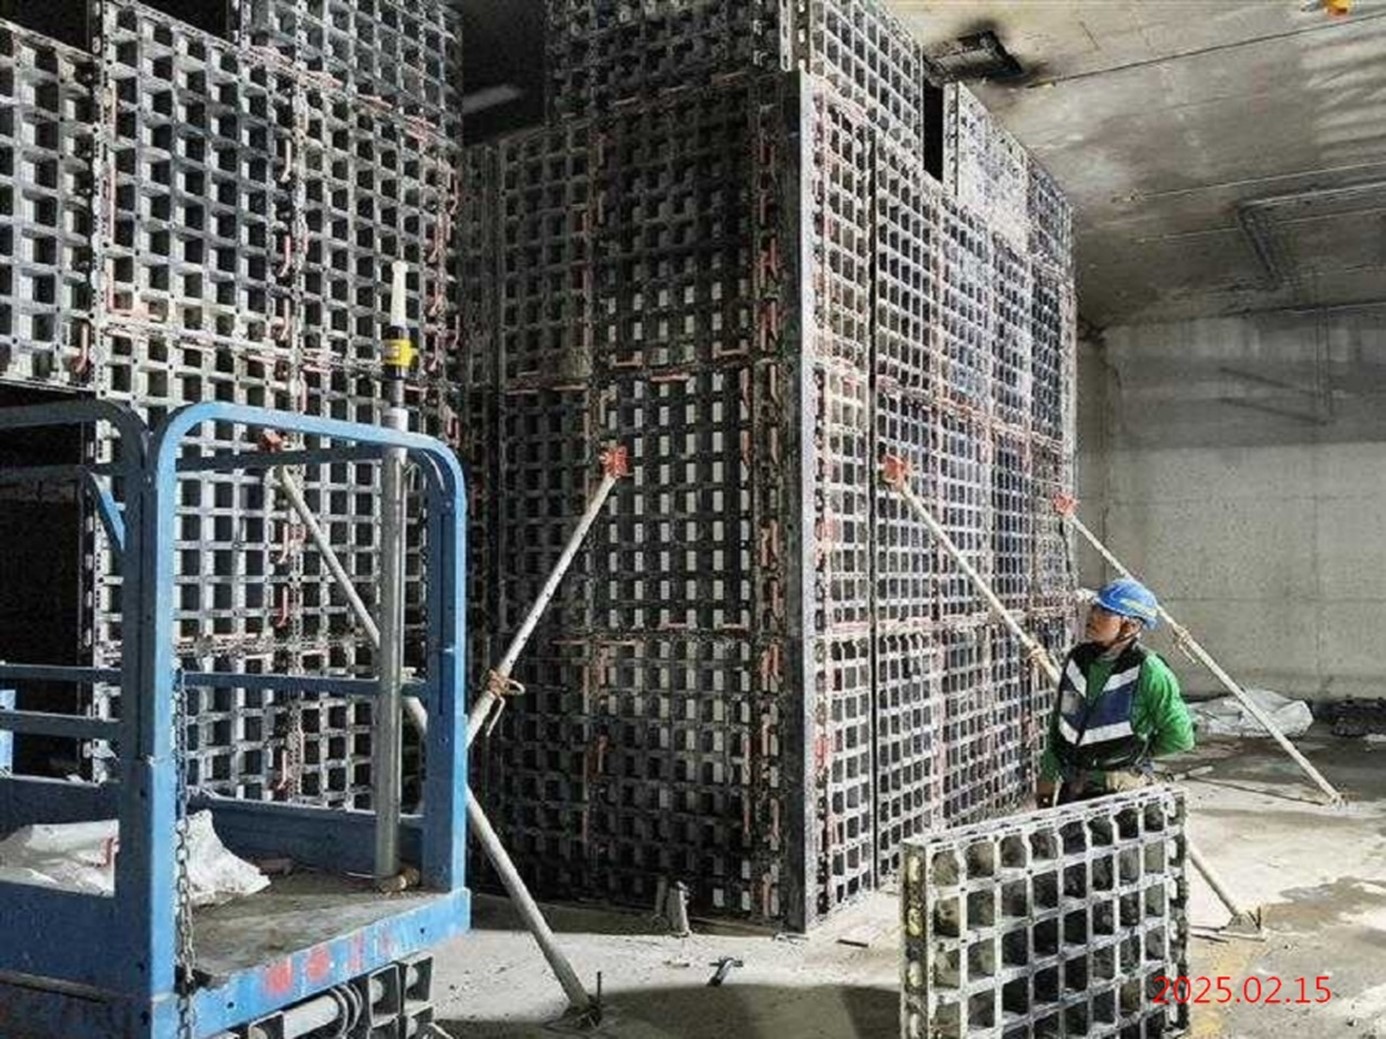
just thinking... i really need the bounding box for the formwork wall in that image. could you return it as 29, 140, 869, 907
0, 0, 462, 805
465, 1, 1079, 929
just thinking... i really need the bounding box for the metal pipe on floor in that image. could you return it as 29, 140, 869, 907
467, 788, 594, 1015
1056, 496, 1344, 806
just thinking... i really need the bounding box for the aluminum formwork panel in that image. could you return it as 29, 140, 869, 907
873, 386, 937, 628
873, 142, 940, 396
0, 19, 96, 385
874, 628, 940, 878
1030, 266, 1068, 446
987, 622, 1043, 805
1031, 443, 1074, 606
796, 0, 926, 151
237, 0, 462, 138
545, 0, 926, 150
597, 366, 755, 634
297, 82, 458, 379
938, 192, 992, 413
1028, 160, 1073, 274
812, 631, 873, 915
937, 622, 993, 826
544, 0, 786, 122
95, 1, 294, 353
936, 405, 990, 623
945, 83, 1029, 255
991, 234, 1033, 433
901, 786, 1190, 1039
991, 430, 1032, 611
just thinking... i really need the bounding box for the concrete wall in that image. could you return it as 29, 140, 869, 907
1078, 311, 1386, 700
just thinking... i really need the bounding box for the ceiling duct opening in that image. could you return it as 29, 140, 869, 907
924, 29, 1024, 83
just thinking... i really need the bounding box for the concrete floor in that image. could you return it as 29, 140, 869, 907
430, 728, 1386, 1038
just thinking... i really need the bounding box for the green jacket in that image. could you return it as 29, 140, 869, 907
1039, 644, 1195, 783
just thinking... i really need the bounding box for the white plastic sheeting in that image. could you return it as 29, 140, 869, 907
1189, 688, 1314, 739
0, 810, 269, 905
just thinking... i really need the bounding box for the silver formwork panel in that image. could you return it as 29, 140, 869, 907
901, 786, 1190, 1039
0, 22, 96, 385
0, 0, 462, 807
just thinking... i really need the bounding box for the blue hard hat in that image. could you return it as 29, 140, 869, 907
1095, 578, 1159, 630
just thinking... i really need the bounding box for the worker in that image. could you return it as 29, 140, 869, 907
1036, 578, 1194, 804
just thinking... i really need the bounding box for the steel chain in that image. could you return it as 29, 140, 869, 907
173, 668, 196, 1039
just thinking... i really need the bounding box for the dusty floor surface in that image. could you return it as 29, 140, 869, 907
429, 728, 1386, 1038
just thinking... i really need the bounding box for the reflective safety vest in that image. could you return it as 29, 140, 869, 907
1053, 641, 1153, 775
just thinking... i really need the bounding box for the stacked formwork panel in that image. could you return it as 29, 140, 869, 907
900, 786, 1189, 1038
0, 0, 462, 807
466, 0, 1079, 931
0, 23, 97, 386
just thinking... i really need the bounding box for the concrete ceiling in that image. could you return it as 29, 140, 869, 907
893, 0, 1386, 328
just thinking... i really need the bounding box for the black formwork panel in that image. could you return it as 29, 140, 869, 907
0, 20, 95, 385
493, 120, 596, 384
496, 383, 593, 635
901, 787, 1190, 1039
544, 0, 783, 122
812, 361, 871, 633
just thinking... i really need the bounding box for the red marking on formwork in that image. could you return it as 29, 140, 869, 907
262, 958, 295, 997
305, 944, 333, 983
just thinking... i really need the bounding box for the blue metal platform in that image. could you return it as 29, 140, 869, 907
0, 401, 471, 1038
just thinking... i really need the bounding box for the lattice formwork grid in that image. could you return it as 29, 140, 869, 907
465, 45, 1081, 928
901, 786, 1190, 1039
0, 0, 462, 806
544, 0, 927, 149
0, 22, 96, 385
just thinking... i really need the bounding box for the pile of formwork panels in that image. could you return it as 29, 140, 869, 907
0, 0, 462, 806
464, 0, 1079, 929
900, 786, 1189, 1038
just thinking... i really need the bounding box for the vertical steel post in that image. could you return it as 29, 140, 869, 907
374, 260, 412, 884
